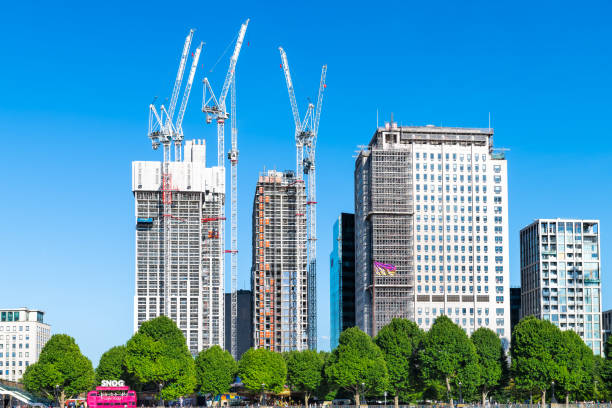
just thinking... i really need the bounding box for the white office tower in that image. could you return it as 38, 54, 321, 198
520, 219, 603, 355
355, 122, 510, 346
0, 308, 51, 382
132, 139, 225, 354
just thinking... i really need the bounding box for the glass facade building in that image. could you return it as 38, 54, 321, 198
520, 219, 603, 355
330, 213, 356, 349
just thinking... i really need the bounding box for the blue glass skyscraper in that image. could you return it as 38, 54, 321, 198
330, 213, 356, 349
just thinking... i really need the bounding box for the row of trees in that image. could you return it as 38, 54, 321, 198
22, 315, 612, 407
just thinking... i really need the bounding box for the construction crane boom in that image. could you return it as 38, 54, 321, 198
167, 29, 194, 126
279, 47, 301, 132
219, 19, 249, 110
174, 41, 204, 160
313, 65, 327, 138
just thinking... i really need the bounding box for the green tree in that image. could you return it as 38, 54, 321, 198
374, 318, 423, 407
511, 316, 562, 404
195, 345, 237, 399
593, 355, 611, 401
418, 316, 480, 406
471, 328, 505, 404
124, 316, 196, 402
325, 327, 389, 406
286, 350, 324, 406
22, 334, 94, 407
556, 330, 594, 403
238, 348, 287, 399
96, 346, 129, 385
317, 351, 338, 401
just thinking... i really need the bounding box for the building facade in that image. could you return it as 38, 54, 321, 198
0, 308, 51, 382
224, 290, 253, 358
355, 122, 510, 345
251, 170, 308, 351
330, 213, 356, 349
132, 139, 225, 355
520, 219, 603, 355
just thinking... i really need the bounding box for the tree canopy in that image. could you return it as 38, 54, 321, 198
195, 345, 238, 397
22, 334, 94, 406
238, 348, 287, 394
325, 327, 389, 406
555, 330, 594, 403
286, 349, 324, 406
419, 316, 480, 405
124, 316, 196, 400
471, 328, 506, 404
95, 345, 128, 385
511, 316, 562, 403
374, 318, 423, 405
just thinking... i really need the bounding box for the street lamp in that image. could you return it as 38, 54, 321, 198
458, 381, 463, 405
384, 391, 387, 406
261, 383, 266, 406
158, 383, 163, 407
361, 382, 365, 406
551, 381, 557, 404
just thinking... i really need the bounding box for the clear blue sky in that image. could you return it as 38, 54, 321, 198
1, 0, 611, 365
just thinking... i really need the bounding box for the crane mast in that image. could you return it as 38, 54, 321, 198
279, 48, 327, 350
148, 30, 201, 318
229, 76, 238, 359
202, 19, 249, 358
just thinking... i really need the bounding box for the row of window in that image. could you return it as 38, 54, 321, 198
0, 343, 29, 349
417, 285, 503, 294
414, 152, 491, 163
0, 352, 30, 358
0, 334, 30, 340
417, 275, 503, 283
0, 360, 29, 367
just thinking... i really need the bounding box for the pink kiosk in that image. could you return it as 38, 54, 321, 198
87, 380, 136, 408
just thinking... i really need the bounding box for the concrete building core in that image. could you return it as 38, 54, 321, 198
132, 139, 225, 354
251, 170, 308, 351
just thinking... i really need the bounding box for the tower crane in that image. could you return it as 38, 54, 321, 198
279, 47, 327, 350
202, 19, 249, 359
147, 29, 202, 316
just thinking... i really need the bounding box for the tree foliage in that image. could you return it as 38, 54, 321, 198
124, 316, 196, 400
325, 327, 389, 405
22, 334, 94, 406
419, 316, 480, 405
195, 345, 238, 397
471, 328, 505, 404
238, 348, 287, 394
374, 318, 423, 405
511, 316, 562, 403
286, 350, 324, 405
95, 346, 129, 385
555, 330, 594, 403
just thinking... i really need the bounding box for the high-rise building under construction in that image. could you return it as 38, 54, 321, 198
355, 122, 510, 346
251, 170, 308, 351
132, 139, 225, 354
